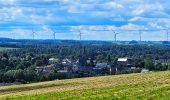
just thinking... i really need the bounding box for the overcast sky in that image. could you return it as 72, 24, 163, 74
0, 0, 169, 41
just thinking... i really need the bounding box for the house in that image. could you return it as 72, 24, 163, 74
72, 63, 79, 72
62, 59, 72, 66
94, 63, 109, 70
154, 59, 170, 65
86, 59, 91, 64
92, 63, 113, 74
49, 58, 59, 64
77, 66, 94, 74
35, 64, 55, 73
86, 58, 96, 64
117, 57, 133, 67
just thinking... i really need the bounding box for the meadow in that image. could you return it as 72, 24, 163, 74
0, 47, 18, 52
1, 71, 170, 100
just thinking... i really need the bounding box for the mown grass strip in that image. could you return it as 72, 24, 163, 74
2, 81, 168, 100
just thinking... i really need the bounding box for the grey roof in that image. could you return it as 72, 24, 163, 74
95, 63, 108, 68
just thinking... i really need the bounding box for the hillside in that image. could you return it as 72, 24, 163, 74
1, 71, 170, 100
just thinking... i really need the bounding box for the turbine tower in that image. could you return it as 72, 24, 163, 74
79, 30, 83, 40
167, 30, 169, 42
32, 29, 35, 40
114, 32, 119, 42
139, 31, 142, 42
52, 30, 57, 40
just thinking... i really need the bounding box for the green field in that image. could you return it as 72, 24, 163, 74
0, 47, 18, 51
1, 71, 170, 100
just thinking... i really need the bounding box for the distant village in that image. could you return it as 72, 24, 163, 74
1, 42, 170, 85
35, 57, 167, 77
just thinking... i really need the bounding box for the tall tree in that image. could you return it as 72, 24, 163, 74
144, 57, 154, 70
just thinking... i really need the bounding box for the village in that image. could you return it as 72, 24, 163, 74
35, 56, 169, 77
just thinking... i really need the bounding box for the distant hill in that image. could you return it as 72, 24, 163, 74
1, 71, 170, 100
0, 38, 14, 42
0, 38, 170, 47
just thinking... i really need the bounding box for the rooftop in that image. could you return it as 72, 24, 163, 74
118, 58, 129, 62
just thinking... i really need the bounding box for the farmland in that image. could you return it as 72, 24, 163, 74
0, 71, 170, 100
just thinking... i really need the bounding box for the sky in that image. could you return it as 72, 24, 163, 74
0, 0, 170, 41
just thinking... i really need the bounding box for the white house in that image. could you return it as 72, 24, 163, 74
49, 58, 59, 64
117, 57, 133, 67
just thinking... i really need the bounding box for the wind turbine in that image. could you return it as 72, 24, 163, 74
111, 29, 119, 42
77, 30, 86, 66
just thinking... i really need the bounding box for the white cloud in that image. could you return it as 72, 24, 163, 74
119, 23, 146, 30
104, 1, 123, 9
0, 0, 17, 4
0, 0, 169, 41
132, 2, 164, 16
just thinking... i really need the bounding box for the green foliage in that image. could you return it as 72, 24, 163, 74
26, 55, 32, 61
24, 69, 36, 82
4, 69, 24, 82
16, 64, 24, 70
144, 57, 154, 70
35, 60, 44, 66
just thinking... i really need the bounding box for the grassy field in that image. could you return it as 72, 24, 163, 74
0, 47, 18, 51
1, 71, 170, 100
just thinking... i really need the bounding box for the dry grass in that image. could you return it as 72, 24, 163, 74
1, 71, 170, 100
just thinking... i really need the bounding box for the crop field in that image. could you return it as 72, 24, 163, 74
1, 71, 170, 100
